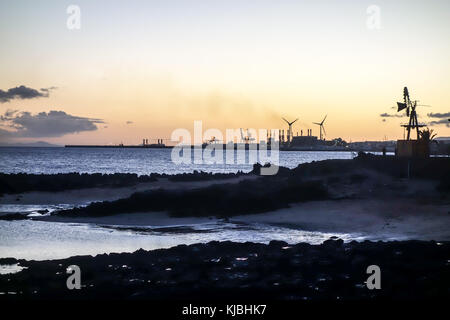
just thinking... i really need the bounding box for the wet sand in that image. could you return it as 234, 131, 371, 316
234, 199, 450, 241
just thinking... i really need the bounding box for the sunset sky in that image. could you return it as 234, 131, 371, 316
1, 0, 449, 145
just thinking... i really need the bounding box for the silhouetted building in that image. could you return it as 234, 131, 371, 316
290, 135, 319, 147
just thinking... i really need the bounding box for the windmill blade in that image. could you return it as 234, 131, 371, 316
321, 115, 327, 125
322, 125, 327, 137
282, 117, 289, 124
291, 118, 299, 125
397, 102, 407, 112
313, 122, 321, 125
403, 87, 409, 100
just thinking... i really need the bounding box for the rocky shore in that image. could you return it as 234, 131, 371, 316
0, 170, 248, 197
1, 239, 449, 300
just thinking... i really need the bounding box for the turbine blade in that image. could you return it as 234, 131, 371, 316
313, 122, 321, 125
292, 118, 299, 124
321, 115, 327, 125
322, 125, 327, 136
282, 117, 289, 124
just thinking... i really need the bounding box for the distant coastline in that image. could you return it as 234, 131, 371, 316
63, 143, 364, 152
0, 141, 61, 148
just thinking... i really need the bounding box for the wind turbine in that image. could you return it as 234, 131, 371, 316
282, 117, 298, 143
313, 115, 327, 140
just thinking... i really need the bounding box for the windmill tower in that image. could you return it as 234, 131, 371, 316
313, 115, 327, 141
395, 87, 430, 158
397, 87, 425, 140
282, 118, 298, 143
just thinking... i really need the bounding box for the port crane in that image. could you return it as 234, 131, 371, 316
205, 136, 222, 144
240, 128, 256, 143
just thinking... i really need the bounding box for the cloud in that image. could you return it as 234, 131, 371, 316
427, 112, 450, 119
379, 112, 405, 118
0, 85, 56, 103
428, 119, 450, 127
0, 110, 104, 137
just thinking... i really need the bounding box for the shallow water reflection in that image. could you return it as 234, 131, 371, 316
0, 220, 364, 261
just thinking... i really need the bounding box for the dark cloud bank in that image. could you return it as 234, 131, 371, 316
380, 111, 450, 127
427, 112, 450, 127
429, 119, 450, 127
379, 113, 406, 118
427, 112, 450, 119
0, 85, 56, 103
0, 110, 104, 138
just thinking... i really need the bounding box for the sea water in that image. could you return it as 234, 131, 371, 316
0, 147, 366, 260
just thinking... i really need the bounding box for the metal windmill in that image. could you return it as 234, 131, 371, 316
397, 87, 426, 140
282, 117, 298, 143
313, 115, 327, 140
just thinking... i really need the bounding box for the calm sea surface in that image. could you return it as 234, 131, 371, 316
0, 147, 369, 261
0, 147, 359, 175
